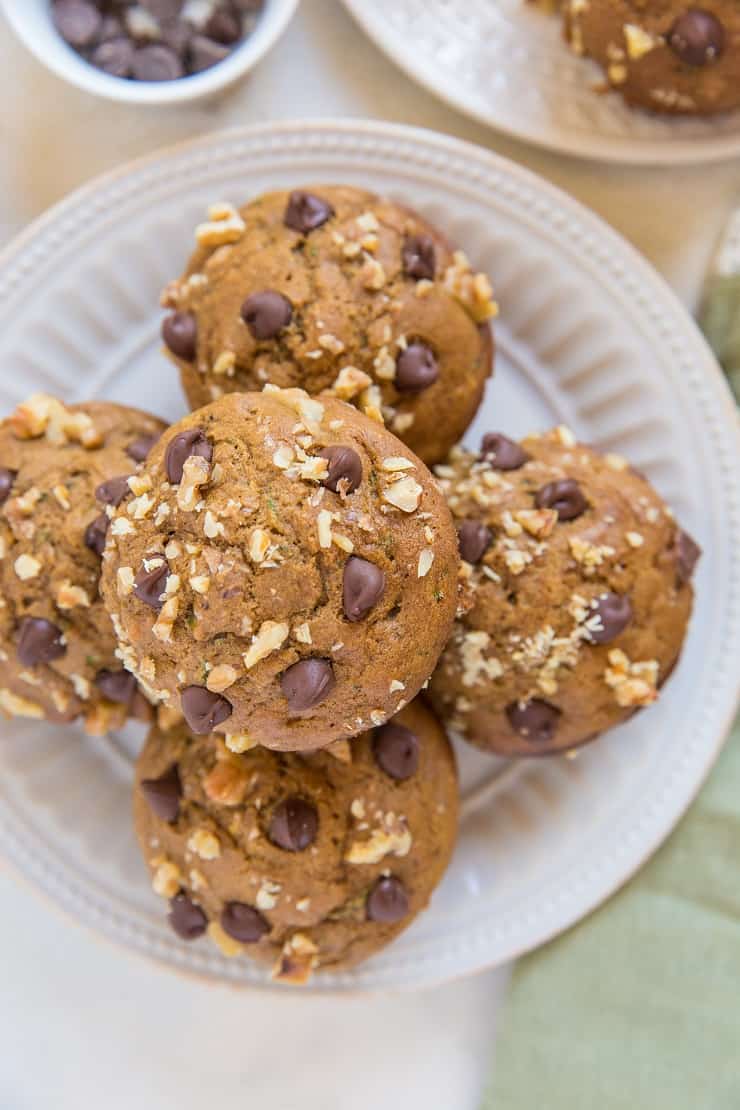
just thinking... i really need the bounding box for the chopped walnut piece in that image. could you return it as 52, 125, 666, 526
56, 581, 91, 610
515, 508, 558, 539
272, 934, 318, 984
383, 476, 422, 513
345, 815, 412, 864
177, 455, 211, 512
203, 760, 249, 806
9, 394, 102, 448
568, 536, 615, 573
332, 366, 372, 400
604, 649, 659, 708
418, 548, 435, 577
195, 202, 246, 247
224, 732, 259, 754
14, 554, 41, 581
442, 251, 498, 323
317, 509, 333, 549
152, 858, 182, 898
459, 630, 504, 687
382, 456, 415, 472
361, 256, 386, 290
263, 385, 324, 436
187, 828, 221, 860
243, 621, 289, 670
206, 664, 238, 693
0, 689, 44, 719
213, 351, 236, 377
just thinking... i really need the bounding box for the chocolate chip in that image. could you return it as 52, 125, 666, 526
480, 433, 529, 471
457, 520, 492, 564
268, 797, 319, 852
189, 33, 231, 72
95, 475, 131, 507
280, 659, 335, 712
203, 9, 241, 43
90, 37, 135, 77
134, 561, 169, 609
401, 234, 436, 281
52, 0, 102, 47
535, 478, 587, 522
127, 433, 160, 464
342, 557, 385, 622
0, 468, 17, 506
131, 43, 185, 81
668, 8, 725, 65
373, 722, 419, 780
674, 529, 701, 586
162, 311, 197, 360
180, 686, 233, 734
284, 191, 335, 234
320, 446, 362, 493
168, 891, 207, 940
366, 876, 409, 923
506, 699, 561, 744
140, 764, 182, 822
589, 593, 632, 645
16, 618, 66, 667
84, 513, 109, 557
221, 901, 270, 944
165, 427, 212, 484
240, 291, 293, 340
94, 668, 138, 706
395, 342, 439, 392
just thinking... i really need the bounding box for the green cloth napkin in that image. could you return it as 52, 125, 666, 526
700, 274, 740, 404
483, 717, 740, 1109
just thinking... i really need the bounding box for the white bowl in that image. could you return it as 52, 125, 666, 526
0, 0, 298, 105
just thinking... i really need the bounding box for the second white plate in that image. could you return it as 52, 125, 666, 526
0, 120, 737, 991
343, 0, 740, 165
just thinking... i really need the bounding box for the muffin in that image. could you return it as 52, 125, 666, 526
563, 0, 740, 115
134, 699, 458, 981
160, 185, 496, 465
100, 388, 460, 751
0, 393, 165, 733
429, 426, 699, 756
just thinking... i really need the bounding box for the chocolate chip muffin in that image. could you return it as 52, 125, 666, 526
133, 699, 458, 981
429, 427, 699, 757
160, 185, 496, 465
100, 388, 460, 752
563, 0, 740, 115
0, 394, 165, 733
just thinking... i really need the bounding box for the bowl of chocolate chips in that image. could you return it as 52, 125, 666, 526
1, 0, 298, 103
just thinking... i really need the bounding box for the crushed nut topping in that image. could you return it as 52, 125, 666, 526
243, 620, 289, 670
195, 202, 246, 247
187, 828, 221, 861
604, 649, 659, 708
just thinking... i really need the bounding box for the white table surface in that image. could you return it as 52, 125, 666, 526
0, 2, 737, 1107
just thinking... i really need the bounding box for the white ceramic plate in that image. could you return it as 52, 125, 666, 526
342, 0, 740, 166
0, 120, 737, 993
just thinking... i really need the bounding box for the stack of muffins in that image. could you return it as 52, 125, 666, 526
0, 185, 699, 983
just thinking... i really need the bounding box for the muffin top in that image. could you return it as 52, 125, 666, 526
134, 699, 458, 981
101, 388, 460, 751
0, 394, 165, 733
162, 184, 495, 464
564, 0, 740, 116
429, 426, 698, 756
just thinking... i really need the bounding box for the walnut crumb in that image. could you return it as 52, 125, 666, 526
187, 828, 221, 861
